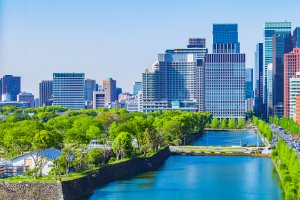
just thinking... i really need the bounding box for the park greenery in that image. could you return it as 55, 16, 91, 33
270, 116, 300, 136
272, 139, 300, 200
0, 106, 211, 180
210, 117, 245, 130
252, 116, 272, 142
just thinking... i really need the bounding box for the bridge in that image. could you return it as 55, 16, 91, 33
169, 146, 271, 156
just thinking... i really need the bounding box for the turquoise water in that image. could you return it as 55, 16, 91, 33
191, 130, 263, 146
86, 156, 282, 200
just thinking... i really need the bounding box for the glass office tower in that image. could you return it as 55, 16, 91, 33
2, 75, 21, 101
213, 24, 240, 53
142, 38, 208, 112
39, 80, 53, 106
272, 33, 293, 117
263, 22, 291, 117
246, 68, 253, 99
293, 27, 300, 48
254, 43, 264, 116
133, 82, 142, 95
205, 24, 246, 119
53, 73, 85, 110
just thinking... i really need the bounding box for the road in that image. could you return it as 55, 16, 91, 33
270, 125, 300, 157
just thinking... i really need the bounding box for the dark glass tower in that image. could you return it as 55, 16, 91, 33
263, 22, 291, 118
213, 24, 240, 53
293, 27, 300, 48
2, 75, 21, 101
254, 43, 264, 117
246, 68, 253, 99
272, 33, 293, 117
39, 80, 53, 106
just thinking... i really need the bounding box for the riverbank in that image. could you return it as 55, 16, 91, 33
204, 128, 252, 131
0, 147, 171, 200
87, 156, 282, 200
171, 151, 270, 157
170, 145, 270, 157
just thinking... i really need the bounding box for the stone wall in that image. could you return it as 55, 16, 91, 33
0, 182, 63, 200
62, 146, 171, 200
0, 146, 171, 200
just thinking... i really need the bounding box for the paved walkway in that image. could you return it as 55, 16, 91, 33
169, 145, 269, 155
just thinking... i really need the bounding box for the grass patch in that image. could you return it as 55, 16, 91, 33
4, 170, 93, 183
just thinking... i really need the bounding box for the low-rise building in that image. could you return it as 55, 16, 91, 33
9, 148, 61, 176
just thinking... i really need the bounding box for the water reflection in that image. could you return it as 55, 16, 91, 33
191, 130, 263, 146
86, 156, 283, 200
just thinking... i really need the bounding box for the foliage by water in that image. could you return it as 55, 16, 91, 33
252, 116, 272, 142
210, 117, 245, 129
0, 106, 211, 180
272, 139, 300, 200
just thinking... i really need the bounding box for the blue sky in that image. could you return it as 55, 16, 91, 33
1, 0, 300, 96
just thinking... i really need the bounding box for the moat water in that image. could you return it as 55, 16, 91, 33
85, 131, 282, 200
191, 130, 263, 146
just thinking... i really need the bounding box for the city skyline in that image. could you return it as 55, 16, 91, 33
1, 0, 300, 96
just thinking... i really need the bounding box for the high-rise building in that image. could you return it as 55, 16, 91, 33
84, 79, 96, 107
187, 38, 206, 48
93, 90, 106, 109
212, 24, 240, 53
204, 24, 245, 119
267, 64, 273, 117
103, 78, 117, 104
293, 27, 300, 48
2, 75, 21, 101
272, 33, 293, 117
116, 88, 122, 101
284, 48, 300, 117
289, 72, 300, 121
263, 22, 291, 117
17, 92, 34, 107
39, 80, 53, 106
142, 38, 207, 112
254, 43, 264, 116
34, 98, 40, 108
133, 81, 142, 95
245, 68, 253, 99
53, 73, 85, 110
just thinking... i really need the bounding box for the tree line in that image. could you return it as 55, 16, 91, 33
0, 106, 211, 179
209, 117, 245, 129
252, 116, 273, 142
272, 139, 300, 200
270, 116, 300, 136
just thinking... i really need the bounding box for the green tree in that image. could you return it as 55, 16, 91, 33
32, 129, 62, 177
221, 119, 227, 130
112, 132, 133, 160
237, 118, 245, 129
211, 117, 219, 128
252, 116, 258, 125
86, 125, 101, 140
85, 148, 104, 168
228, 118, 236, 129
